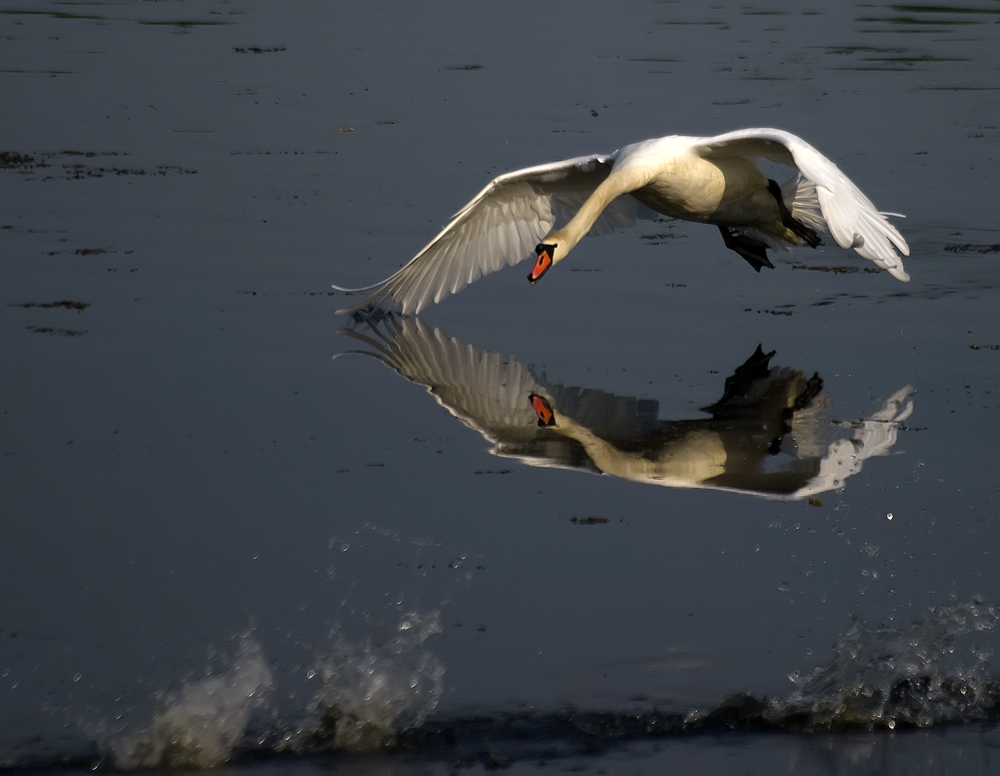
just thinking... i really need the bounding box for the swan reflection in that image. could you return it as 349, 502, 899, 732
338, 318, 912, 501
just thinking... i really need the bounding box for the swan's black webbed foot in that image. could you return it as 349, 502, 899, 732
718, 225, 774, 272
767, 179, 821, 248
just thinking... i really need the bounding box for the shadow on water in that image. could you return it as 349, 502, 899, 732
335, 317, 913, 502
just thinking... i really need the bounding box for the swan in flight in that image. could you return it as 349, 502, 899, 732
334, 128, 909, 315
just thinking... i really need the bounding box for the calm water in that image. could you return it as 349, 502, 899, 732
2, 1, 1000, 773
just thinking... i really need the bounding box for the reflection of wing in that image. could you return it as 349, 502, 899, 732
333, 155, 656, 315
338, 317, 542, 444
338, 320, 911, 501
791, 386, 914, 500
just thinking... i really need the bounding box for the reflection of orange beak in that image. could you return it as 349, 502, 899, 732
527, 245, 554, 284
529, 393, 556, 427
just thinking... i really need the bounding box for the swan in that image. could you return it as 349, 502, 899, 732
334, 128, 909, 315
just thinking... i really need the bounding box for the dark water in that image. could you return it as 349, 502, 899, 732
2, 1, 1000, 773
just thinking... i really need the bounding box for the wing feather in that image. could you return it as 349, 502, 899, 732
334, 153, 658, 315
693, 128, 910, 281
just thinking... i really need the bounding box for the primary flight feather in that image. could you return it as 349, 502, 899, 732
334, 128, 909, 315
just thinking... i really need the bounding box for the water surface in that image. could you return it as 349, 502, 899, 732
2, 0, 999, 773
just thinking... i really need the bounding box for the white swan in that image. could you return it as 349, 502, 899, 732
334, 128, 910, 315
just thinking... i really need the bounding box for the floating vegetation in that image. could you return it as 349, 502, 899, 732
136, 20, 230, 28
751, 308, 794, 316
653, 19, 728, 26
857, 15, 981, 25
825, 45, 897, 55
232, 46, 286, 54
640, 230, 685, 245
25, 325, 88, 336
0, 150, 195, 180
0, 9, 106, 20
0, 151, 39, 169
791, 264, 880, 274
1, 10, 231, 27
891, 4, 1000, 15
918, 85, 1000, 90
945, 243, 1000, 253
10, 300, 89, 311
854, 4, 995, 39
0, 68, 75, 75
570, 516, 609, 525
862, 54, 968, 63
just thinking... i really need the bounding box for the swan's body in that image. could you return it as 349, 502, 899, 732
334, 129, 909, 315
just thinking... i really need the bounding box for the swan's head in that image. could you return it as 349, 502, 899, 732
528, 243, 557, 284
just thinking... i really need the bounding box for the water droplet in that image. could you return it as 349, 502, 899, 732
887, 512, 893, 520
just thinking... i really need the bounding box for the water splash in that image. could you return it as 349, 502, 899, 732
109, 636, 273, 769
299, 611, 445, 751
11, 604, 1000, 770
778, 600, 999, 729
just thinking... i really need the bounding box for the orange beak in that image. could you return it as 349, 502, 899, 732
527, 244, 555, 284
529, 393, 556, 427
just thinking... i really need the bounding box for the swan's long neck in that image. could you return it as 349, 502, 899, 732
546, 168, 646, 264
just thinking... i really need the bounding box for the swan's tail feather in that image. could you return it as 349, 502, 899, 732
841, 207, 910, 281
784, 175, 910, 282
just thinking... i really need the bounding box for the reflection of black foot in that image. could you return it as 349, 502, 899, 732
775, 371, 825, 452
529, 393, 556, 427
792, 372, 824, 411
767, 179, 820, 248
704, 344, 776, 411
717, 225, 774, 272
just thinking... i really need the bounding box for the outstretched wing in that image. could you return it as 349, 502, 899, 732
692, 128, 910, 281
333, 152, 654, 315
